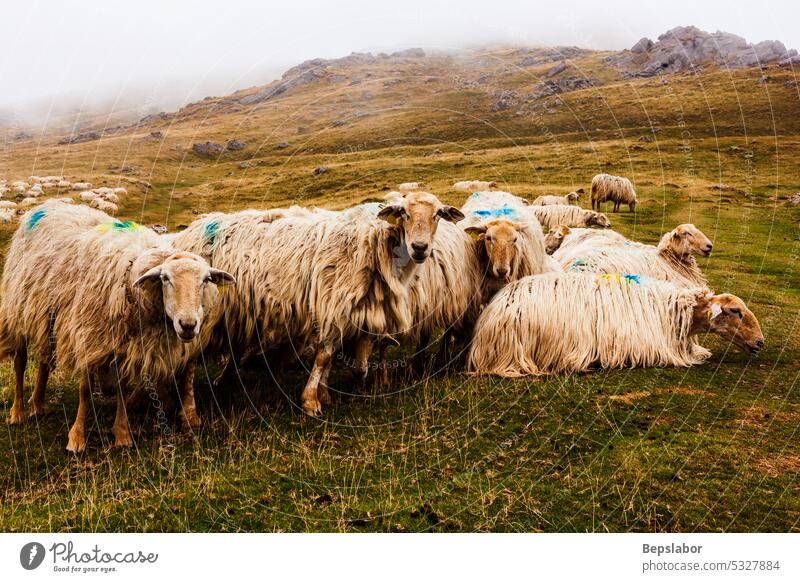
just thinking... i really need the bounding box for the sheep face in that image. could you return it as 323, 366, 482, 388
378, 191, 464, 263
670, 224, 713, 257
544, 225, 570, 254
465, 219, 527, 280
589, 211, 611, 228
566, 192, 580, 205
134, 252, 235, 342
694, 293, 764, 356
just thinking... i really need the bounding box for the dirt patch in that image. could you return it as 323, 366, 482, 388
608, 391, 650, 404
737, 405, 800, 428
756, 454, 800, 477
606, 387, 709, 404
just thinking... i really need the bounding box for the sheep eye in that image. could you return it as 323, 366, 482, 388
730, 307, 743, 318
486, 236, 493, 242
204, 276, 213, 283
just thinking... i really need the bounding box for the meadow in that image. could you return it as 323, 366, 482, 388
1, 49, 799, 531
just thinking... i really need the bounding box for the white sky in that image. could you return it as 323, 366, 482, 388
1, 0, 798, 120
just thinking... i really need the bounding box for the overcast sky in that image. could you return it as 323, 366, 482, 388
1, 0, 798, 122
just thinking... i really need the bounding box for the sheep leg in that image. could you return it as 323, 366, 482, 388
318, 355, 333, 407
28, 360, 50, 416
351, 336, 374, 385
301, 343, 333, 416
66, 374, 91, 453
377, 341, 390, 387
411, 333, 431, 375
112, 381, 133, 448
8, 346, 28, 425
179, 360, 202, 430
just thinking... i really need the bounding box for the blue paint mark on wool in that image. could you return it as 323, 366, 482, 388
470, 205, 517, 220
26, 209, 47, 232
204, 220, 220, 244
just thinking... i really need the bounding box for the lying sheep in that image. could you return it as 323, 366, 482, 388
545, 226, 627, 254
90, 199, 118, 214
398, 182, 425, 191
19, 197, 39, 206
72, 182, 93, 190
0, 209, 17, 224
113, 187, 127, 196
460, 190, 559, 301
79, 191, 97, 202
172, 191, 464, 415
532, 192, 580, 206
454, 180, 498, 192
530, 205, 611, 230
591, 173, 638, 212
468, 272, 764, 376
0, 201, 18, 209
0, 201, 234, 451
554, 224, 712, 287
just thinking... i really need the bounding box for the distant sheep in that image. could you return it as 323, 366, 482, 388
113, 187, 127, 196
20, 197, 39, 206
467, 272, 764, 376
591, 173, 637, 212
79, 191, 97, 202
454, 180, 498, 192
554, 224, 713, 288
0, 201, 18, 209
0, 202, 234, 451
532, 192, 580, 206
0, 209, 17, 224
90, 199, 118, 214
72, 182, 93, 190
398, 182, 425, 191
530, 205, 611, 230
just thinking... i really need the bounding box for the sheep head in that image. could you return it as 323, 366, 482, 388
377, 191, 464, 263
691, 292, 764, 356
544, 225, 571, 255
589, 211, 611, 228
566, 192, 580, 205
133, 251, 235, 342
465, 219, 528, 281
664, 224, 713, 257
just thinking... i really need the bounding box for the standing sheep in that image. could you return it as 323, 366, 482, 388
398, 182, 425, 191
530, 205, 611, 230
453, 180, 498, 192
172, 191, 464, 415
0, 202, 234, 452
591, 173, 638, 212
554, 224, 712, 287
468, 272, 764, 377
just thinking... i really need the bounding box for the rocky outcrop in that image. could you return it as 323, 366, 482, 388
58, 131, 101, 145
612, 26, 798, 77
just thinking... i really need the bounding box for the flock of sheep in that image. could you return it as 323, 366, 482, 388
0, 176, 127, 222
0, 172, 764, 453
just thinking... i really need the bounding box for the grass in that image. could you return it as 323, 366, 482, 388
1, 47, 800, 531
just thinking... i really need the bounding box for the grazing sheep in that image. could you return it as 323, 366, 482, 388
453, 180, 498, 192
398, 182, 425, 191
532, 192, 580, 206
90, 199, 118, 214
172, 191, 464, 415
530, 205, 611, 230
0, 202, 234, 451
468, 272, 764, 377
57, 180, 72, 189
555, 224, 712, 287
79, 191, 98, 202
547, 226, 628, 254
591, 173, 638, 212
0, 201, 18, 209
72, 182, 93, 190
460, 190, 559, 301
19, 197, 39, 206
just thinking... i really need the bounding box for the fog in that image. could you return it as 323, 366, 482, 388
1, 0, 797, 127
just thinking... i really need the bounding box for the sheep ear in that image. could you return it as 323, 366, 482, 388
673, 230, 682, 239
464, 226, 486, 240
133, 266, 162, 287
208, 268, 235, 286
514, 222, 529, 232
377, 204, 405, 225
437, 205, 465, 223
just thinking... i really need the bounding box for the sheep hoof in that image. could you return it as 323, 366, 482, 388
66, 430, 86, 454
113, 431, 134, 448
8, 405, 26, 425
318, 389, 332, 407
28, 402, 49, 417
181, 412, 202, 430
302, 399, 322, 416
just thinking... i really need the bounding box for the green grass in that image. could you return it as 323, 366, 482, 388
1, 50, 800, 531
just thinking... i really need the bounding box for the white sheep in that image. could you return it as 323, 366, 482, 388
397, 182, 425, 191
468, 272, 764, 376
532, 192, 580, 206
453, 180, 498, 192
72, 182, 93, 190
0, 201, 234, 451
530, 205, 612, 230
90, 198, 118, 214
591, 173, 638, 212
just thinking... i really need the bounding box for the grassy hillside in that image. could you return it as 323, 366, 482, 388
1, 46, 799, 532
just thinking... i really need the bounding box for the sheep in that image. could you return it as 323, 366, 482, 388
79, 191, 98, 202
546, 226, 628, 254
25, 190, 43, 198
0, 209, 17, 224
12, 181, 29, 190
591, 173, 638, 212
172, 191, 464, 415
19, 197, 39, 206
72, 182, 93, 190
113, 187, 128, 196
90, 199, 118, 214
57, 180, 72, 189
532, 192, 580, 206
460, 190, 560, 301
12, 185, 27, 195
467, 272, 764, 377
0, 201, 18, 209
28, 176, 42, 184
0, 201, 234, 452
453, 180, 498, 192
99, 191, 120, 203
398, 182, 425, 191
554, 224, 712, 288
530, 205, 611, 230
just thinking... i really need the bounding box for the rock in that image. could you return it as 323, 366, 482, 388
150, 224, 168, 234
631, 37, 653, 54
58, 131, 101, 145
546, 61, 568, 77
238, 161, 252, 169
150, 131, 163, 138
638, 135, 653, 142
13, 131, 33, 141
276, 142, 289, 149
790, 193, 800, 204
757, 75, 770, 84
313, 166, 329, 175
192, 142, 225, 157
490, 90, 518, 111
225, 139, 247, 151
527, 77, 597, 99
332, 120, 346, 127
